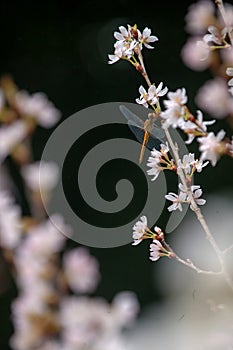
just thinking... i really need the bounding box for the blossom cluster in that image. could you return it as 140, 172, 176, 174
132, 216, 173, 262
108, 24, 158, 65
181, 0, 233, 121
108, 19, 233, 268
0, 77, 140, 350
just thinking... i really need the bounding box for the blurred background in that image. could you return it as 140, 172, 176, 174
0, 0, 232, 349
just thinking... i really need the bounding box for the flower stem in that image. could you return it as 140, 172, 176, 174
215, 0, 233, 46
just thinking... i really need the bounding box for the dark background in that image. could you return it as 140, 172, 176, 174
0, 0, 232, 349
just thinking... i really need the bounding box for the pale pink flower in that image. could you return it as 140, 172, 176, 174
132, 215, 148, 245
136, 83, 167, 108
0, 190, 22, 249
0, 89, 4, 110
183, 110, 216, 144
165, 188, 187, 212
160, 104, 185, 129
59, 296, 109, 337
21, 160, 59, 193
218, 3, 233, 27
184, 0, 215, 35
114, 25, 131, 42
108, 40, 136, 64
112, 291, 140, 326
23, 214, 67, 257
203, 26, 227, 45
198, 130, 226, 166
0, 120, 28, 162
220, 46, 233, 67
189, 185, 206, 210
138, 27, 158, 49
15, 91, 61, 128
63, 247, 100, 293
226, 67, 233, 86
146, 143, 169, 180
181, 36, 211, 71
195, 77, 233, 118
163, 88, 187, 108
149, 239, 163, 261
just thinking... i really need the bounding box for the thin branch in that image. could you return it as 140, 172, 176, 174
215, 0, 233, 46
135, 46, 233, 292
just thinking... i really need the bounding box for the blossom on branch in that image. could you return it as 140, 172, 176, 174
136, 83, 168, 108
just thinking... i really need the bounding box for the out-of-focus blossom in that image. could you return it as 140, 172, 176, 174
220, 45, 233, 66
195, 77, 233, 118
163, 88, 188, 107
15, 91, 61, 128
11, 292, 58, 350
21, 160, 59, 193
111, 291, 140, 327
198, 130, 226, 166
0, 190, 22, 249
226, 67, 233, 86
21, 214, 67, 257
219, 2, 233, 27
0, 88, 4, 109
184, 0, 215, 35
181, 37, 211, 71
63, 247, 100, 293
59, 296, 109, 346
0, 120, 28, 163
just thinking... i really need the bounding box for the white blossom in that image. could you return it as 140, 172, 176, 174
183, 110, 215, 144
108, 40, 136, 64
189, 185, 206, 210
149, 239, 163, 261
203, 26, 227, 45
181, 36, 211, 71
184, 0, 215, 35
195, 78, 233, 118
160, 104, 185, 129
0, 89, 4, 110
132, 216, 148, 245
136, 83, 167, 108
165, 188, 187, 212
198, 130, 226, 166
178, 153, 209, 175
0, 190, 22, 249
0, 120, 28, 163
226, 67, 233, 87
63, 247, 100, 293
21, 160, 59, 192
114, 25, 131, 42
138, 27, 158, 49
15, 91, 61, 128
163, 88, 188, 108
112, 291, 140, 327
22, 214, 68, 257
146, 143, 169, 180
